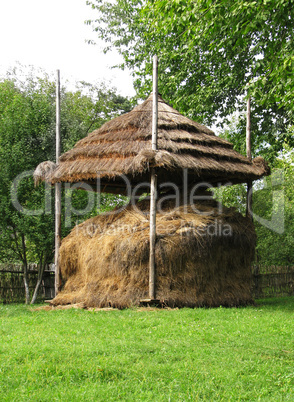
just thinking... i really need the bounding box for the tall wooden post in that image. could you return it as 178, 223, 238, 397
55, 70, 61, 295
149, 55, 158, 301
246, 96, 252, 161
246, 95, 253, 219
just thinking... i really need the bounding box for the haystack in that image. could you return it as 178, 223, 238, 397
52, 199, 256, 308
35, 94, 270, 308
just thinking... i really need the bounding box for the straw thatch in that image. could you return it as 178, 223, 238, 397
52, 199, 256, 308
46, 94, 269, 193
33, 161, 57, 186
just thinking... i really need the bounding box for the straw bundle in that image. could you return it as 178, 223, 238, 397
52, 199, 256, 308
33, 161, 57, 186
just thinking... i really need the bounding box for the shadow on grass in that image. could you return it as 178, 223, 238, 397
255, 296, 294, 311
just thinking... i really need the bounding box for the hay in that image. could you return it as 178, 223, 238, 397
52, 200, 256, 308
33, 160, 57, 185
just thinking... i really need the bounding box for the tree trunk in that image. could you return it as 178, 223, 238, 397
21, 234, 30, 304
30, 252, 46, 305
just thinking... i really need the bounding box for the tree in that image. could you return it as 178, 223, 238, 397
0, 67, 131, 303
253, 146, 294, 265
87, 0, 294, 158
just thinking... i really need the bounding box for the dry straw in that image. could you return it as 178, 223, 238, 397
52, 199, 256, 308
33, 161, 56, 186
41, 94, 270, 192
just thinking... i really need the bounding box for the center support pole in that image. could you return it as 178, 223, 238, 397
149, 55, 158, 301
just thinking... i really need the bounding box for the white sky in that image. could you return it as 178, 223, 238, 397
0, 0, 135, 97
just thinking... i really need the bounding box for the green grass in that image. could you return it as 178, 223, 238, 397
0, 298, 294, 401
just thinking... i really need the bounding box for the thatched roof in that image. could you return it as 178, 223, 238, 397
48, 94, 270, 194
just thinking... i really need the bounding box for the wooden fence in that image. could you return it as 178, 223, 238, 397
251, 265, 294, 299
0, 264, 293, 303
0, 264, 55, 303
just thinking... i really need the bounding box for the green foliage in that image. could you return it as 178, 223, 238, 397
1, 299, 294, 400
64, 189, 128, 228
253, 148, 294, 265
214, 183, 247, 215
0, 76, 55, 265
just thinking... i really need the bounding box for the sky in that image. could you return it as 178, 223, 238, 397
0, 0, 135, 97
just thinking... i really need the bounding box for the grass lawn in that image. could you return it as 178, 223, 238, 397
0, 298, 293, 401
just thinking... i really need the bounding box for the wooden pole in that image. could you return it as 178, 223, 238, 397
152, 55, 158, 151
149, 169, 157, 300
55, 70, 61, 295
246, 96, 252, 161
149, 55, 158, 301
246, 95, 253, 219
